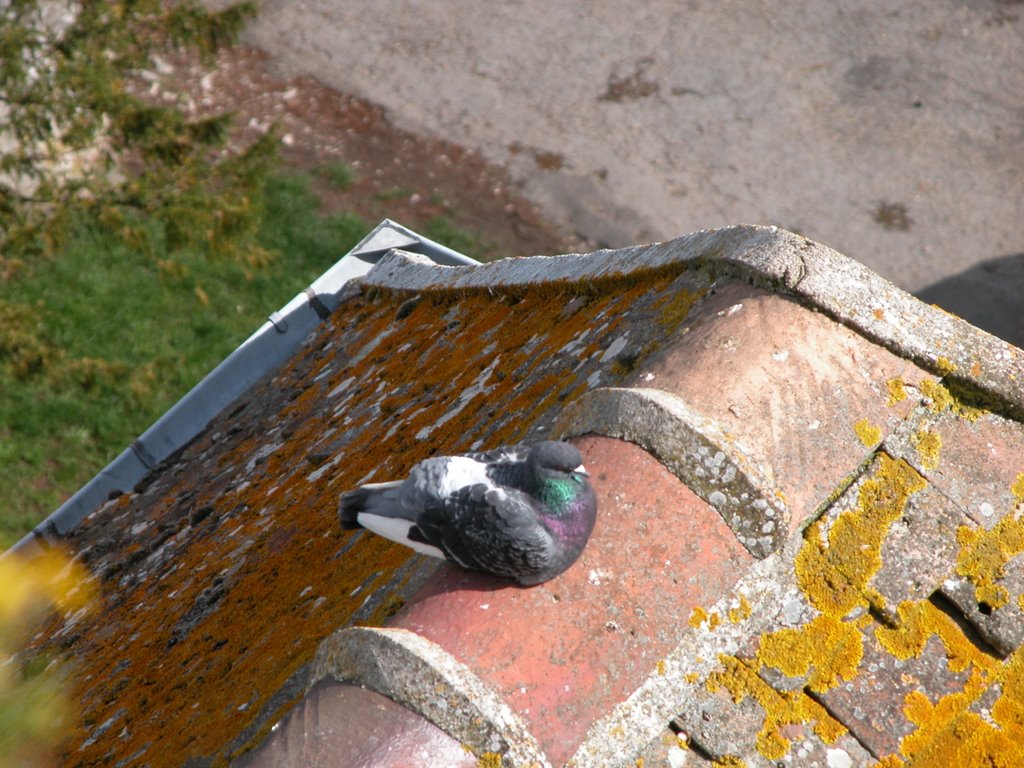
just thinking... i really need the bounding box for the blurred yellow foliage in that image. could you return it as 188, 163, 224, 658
0, 549, 95, 767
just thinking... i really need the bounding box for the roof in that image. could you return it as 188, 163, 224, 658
16, 224, 1024, 767
9, 219, 477, 556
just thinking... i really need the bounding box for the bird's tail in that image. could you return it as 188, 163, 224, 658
338, 481, 404, 530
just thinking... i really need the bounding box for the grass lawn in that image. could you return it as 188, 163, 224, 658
0, 171, 366, 549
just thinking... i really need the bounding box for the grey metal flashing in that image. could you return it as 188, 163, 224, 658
555, 387, 789, 558
5, 220, 475, 558
361, 225, 1024, 419
311, 626, 551, 768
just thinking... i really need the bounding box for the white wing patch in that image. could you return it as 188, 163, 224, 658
357, 480, 403, 491
437, 456, 493, 496
356, 513, 445, 559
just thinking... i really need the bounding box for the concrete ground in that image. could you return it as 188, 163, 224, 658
237, 0, 1022, 344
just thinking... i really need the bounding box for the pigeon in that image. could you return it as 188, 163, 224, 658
338, 441, 597, 585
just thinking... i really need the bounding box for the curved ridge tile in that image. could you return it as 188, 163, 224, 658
555, 387, 789, 558
311, 626, 550, 768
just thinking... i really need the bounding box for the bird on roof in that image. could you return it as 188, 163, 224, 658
338, 441, 597, 585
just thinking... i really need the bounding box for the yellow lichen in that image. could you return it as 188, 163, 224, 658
886, 378, 908, 406
865, 489, 1024, 768
935, 356, 958, 375
728, 594, 752, 624
796, 454, 926, 617
656, 660, 666, 676
476, 752, 502, 768
854, 418, 882, 448
706, 655, 846, 760
894, 649, 1024, 768
706, 453, 927, 761
713, 757, 748, 767
954, 478, 1024, 612
655, 286, 703, 332
756, 614, 867, 693
689, 605, 722, 630
919, 379, 986, 422
689, 605, 708, 629
919, 379, 954, 412
874, 601, 997, 678
704, 421, 1022, 767
1012, 473, 1024, 503
912, 428, 942, 471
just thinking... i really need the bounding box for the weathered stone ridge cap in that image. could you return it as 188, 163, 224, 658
555, 386, 788, 558
361, 224, 1024, 419
311, 627, 549, 768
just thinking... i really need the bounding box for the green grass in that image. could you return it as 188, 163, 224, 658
0, 171, 365, 549
421, 216, 482, 258
316, 160, 357, 190
374, 185, 414, 201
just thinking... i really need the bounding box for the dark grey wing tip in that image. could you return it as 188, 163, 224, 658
338, 488, 367, 530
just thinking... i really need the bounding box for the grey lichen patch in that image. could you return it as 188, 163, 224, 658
311, 627, 551, 768
554, 387, 789, 558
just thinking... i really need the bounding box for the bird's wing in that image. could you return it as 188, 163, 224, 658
461, 444, 531, 465
411, 483, 554, 579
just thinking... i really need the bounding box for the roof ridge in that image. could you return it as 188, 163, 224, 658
362, 225, 1024, 419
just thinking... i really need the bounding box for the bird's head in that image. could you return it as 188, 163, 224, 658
528, 441, 590, 488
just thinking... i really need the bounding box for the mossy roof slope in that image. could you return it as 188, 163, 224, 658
29, 235, 711, 766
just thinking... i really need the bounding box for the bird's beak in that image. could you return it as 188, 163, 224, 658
575, 464, 589, 477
